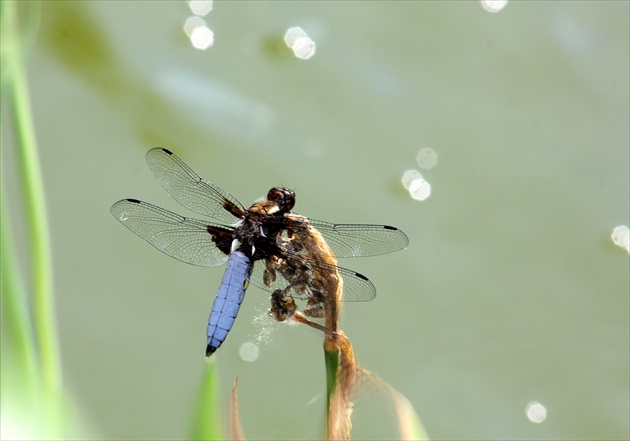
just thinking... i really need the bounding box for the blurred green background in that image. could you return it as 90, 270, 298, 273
2, 1, 628, 439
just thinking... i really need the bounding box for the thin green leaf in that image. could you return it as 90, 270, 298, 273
189, 358, 224, 440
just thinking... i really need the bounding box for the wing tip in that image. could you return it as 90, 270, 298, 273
146, 146, 173, 161
387, 226, 410, 249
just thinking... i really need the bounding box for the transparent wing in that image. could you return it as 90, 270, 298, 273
145, 147, 245, 224
250, 257, 376, 302
307, 219, 409, 258
111, 199, 230, 268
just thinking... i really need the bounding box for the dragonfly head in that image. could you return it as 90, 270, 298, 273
267, 187, 295, 213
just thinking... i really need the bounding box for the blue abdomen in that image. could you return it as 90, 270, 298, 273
206, 250, 253, 356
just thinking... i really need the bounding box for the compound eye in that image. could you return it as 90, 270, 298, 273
267, 188, 278, 200
282, 188, 295, 211
267, 187, 295, 212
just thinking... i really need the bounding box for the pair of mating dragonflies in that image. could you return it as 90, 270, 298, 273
111, 148, 408, 356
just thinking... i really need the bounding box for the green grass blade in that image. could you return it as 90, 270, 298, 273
324, 345, 340, 411
1, 184, 38, 393
1, 1, 70, 437
189, 358, 224, 440
4, 1, 60, 393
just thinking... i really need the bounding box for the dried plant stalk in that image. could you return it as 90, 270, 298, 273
229, 377, 245, 441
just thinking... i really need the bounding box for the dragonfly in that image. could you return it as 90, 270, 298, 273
111, 148, 408, 356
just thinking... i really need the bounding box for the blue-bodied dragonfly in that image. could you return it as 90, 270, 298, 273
110, 148, 408, 356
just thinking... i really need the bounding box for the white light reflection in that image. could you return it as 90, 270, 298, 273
284, 27, 306, 47
401, 169, 423, 189
293, 37, 316, 59
401, 169, 431, 201
189, 0, 213, 16
284, 26, 316, 60
481, 0, 508, 13
416, 147, 438, 170
238, 341, 259, 362
611, 225, 630, 254
183, 16, 206, 38
525, 401, 547, 423
190, 25, 214, 50
184, 0, 214, 50
409, 179, 431, 201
